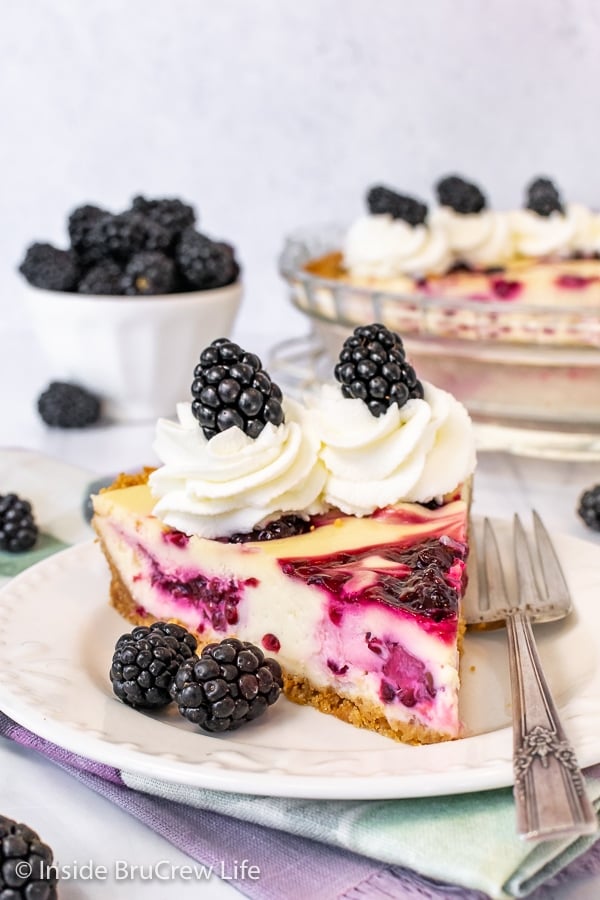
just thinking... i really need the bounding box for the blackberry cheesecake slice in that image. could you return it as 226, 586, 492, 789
93, 329, 476, 744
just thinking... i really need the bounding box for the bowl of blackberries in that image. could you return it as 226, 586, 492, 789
18, 196, 242, 421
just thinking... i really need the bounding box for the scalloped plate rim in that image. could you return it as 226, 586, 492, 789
0, 536, 598, 800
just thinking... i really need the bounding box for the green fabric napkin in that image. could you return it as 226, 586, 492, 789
123, 770, 600, 898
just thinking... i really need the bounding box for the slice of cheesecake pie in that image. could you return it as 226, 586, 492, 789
93, 326, 476, 744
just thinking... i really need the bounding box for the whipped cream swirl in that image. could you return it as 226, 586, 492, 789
149, 399, 326, 538
343, 214, 452, 279
510, 205, 581, 258
568, 203, 600, 255
310, 383, 476, 516
431, 207, 514, 268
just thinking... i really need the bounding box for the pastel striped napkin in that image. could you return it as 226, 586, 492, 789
1, 713, 599, 900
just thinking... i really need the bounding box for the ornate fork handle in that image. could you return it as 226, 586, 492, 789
506, 609, 597, 841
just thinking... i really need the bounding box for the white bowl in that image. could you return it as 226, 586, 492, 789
23, 281, 243, 422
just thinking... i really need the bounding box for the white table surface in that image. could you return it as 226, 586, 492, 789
1, 326, 599, 899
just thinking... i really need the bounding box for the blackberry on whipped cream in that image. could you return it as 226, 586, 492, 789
345, 186, 451, 279
334, 324, 423, 416
436, 175, 486, 215
367, 186, 427, 226
93, 329, 476, 744
526, 177, 564, 217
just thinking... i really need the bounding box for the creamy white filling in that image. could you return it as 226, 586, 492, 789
311, 383, 476, 515
95, 512, 460, 734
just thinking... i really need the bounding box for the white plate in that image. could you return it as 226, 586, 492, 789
0, 538, 599, 800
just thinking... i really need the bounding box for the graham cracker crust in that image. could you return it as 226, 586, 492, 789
97, 529, 457, 745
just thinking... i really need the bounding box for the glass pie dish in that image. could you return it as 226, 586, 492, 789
278, 225, 600, 459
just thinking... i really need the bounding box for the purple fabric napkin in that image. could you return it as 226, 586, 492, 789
1, 712, 599, 899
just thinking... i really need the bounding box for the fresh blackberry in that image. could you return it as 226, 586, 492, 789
366, 186, 427, 226
131, 195, 196, 245
525, 177, 564, 217
176, 229, 240, 289
87, 212, 170, 262
37, 381, 101, 428
229, 514, 311, 543
110, 628, 183, 709
435, 174, 486, 214
67, 203, 107, 263
171, 638, 283, 732
0, 814, 57, 899
334, 323, 424, 417
121, 251, 177, 295
0, 494, 38, 553
18, 242, 79, 291
116, 622, 198, 664
577, 485, 600, 531
191, 338, 284, 440
78, 259, 122, 294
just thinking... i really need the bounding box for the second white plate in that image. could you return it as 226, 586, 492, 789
0, 536, 598, 799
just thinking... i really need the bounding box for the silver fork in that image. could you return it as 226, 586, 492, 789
480, 512, 597, 842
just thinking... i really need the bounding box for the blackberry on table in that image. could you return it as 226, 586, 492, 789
0, 814, 57, 899
577, 485, 600, 531
366, 186, 428, 227
37, 382, 101, 429
229, 514, 311, 543
191, 338, 284, 440
171, 638, 283, 732
110, 628, 184, 709
525, 177, 564, 217
67, 203, 107, 263
131, 195, 196, 245
0, 493, 38, 553
334, 323, 424, 417
78, 259, 122, 295
121, 251, 177, 295
19, 242, 80, 291
435, 174, 487, 214
176, 229, 240, 290
116, 622, 198, 665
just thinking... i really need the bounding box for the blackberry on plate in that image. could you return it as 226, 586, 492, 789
78, 259, 122, 295
334, 323, 424, 417
191, 338, 284, 440
229, 514, 311, 543
131, 195, 196, 245
525, 177, 564, 217
116, 622, 198, 665
0, 493, 38, 553
176, 229, 240, 290
67, 203, 107, 263
0, 814, 57, 899
121, 251, 177, 295
110, 627, 184, 709
435, 174, 486, 214
19, 242, 79, 291
366, 186, 427, 227
577, 484, 600, 531
171, 638, 283, 732
37, 381, 101, 429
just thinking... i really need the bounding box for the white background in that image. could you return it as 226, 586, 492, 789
3, 0, 600, 344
